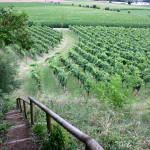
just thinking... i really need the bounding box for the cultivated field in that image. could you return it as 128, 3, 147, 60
1, 1, 150, 150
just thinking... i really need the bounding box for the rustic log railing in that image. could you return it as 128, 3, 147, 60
16, 97, 103, 150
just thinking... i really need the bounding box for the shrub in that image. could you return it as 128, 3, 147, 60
128, 1, 132, 4
93, 74, 130, 108
117, 9, 120, 12
105, 7, 109, 10
79, 4, 81, 7
41, 122, 69, 150
0, 53, 20, 94
93, 5, 97, 9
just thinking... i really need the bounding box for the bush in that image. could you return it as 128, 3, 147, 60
105, 7, 109, 10
117, 9, 120, 12
0, 53, 20, 94
93, 74, 130, 108
93, 5, 97, 9
128, 1, 132, 4
41, 122, 69, 150
79, 4, 81, 7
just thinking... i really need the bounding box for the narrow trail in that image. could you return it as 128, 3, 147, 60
0, 108, 38, 150
11, 28, 78, 103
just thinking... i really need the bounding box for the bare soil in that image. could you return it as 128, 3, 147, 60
0, 108, 39, 150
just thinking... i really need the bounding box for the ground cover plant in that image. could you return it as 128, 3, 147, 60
0, 2, 150, 28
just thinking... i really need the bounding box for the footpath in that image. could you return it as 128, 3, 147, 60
0, 108, 38, 150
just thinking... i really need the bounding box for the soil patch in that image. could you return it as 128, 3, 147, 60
0, 108, 39, 150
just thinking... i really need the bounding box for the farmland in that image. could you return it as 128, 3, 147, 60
1, 1, 150, 150
0, 2, 150, 28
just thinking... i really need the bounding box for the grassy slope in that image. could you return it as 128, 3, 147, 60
10, 29, 78, 99
0, 2, 150, 27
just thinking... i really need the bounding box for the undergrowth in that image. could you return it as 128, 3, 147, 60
24, 63, 150, 149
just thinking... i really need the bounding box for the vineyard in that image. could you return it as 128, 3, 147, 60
1, 1, 150, 150
48, 25, 150, 101
2, 26, 63, 58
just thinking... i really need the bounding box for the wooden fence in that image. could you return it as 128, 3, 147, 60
16, 97, 103, 150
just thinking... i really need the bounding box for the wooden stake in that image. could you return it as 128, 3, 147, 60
16, 99, 19, 109
85, 145, 90, 150
23, 101, 27, 120
19, 99, 22, 113
46, 113, 52, 132
30, 101, 35, 125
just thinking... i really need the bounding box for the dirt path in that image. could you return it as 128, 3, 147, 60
0, 108, 38, 150
11, 29, 77, 100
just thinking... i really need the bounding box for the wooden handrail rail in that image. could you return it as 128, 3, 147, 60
16, 97, 103, 150
19, 98, 30, 105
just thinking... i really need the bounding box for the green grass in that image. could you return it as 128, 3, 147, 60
0, 2, 150, 28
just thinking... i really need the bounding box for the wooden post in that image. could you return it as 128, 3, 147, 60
85, 145, 90, 150
23, 101, 27, 119
30, 101, 35, 125
19, 99, 22, 112
16, 99, 19, 109
46, 113, 52, 132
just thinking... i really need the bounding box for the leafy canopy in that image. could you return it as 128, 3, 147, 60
0, 6, 33, 50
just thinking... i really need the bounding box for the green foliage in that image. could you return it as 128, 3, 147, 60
41, 122, 69, 150
2, 26, 63, 58
0, 96, 11, 117
0, 121, 14, 132
0, 6, 33, 50
30, 64, 41, 90
70, 25, 150, 91
32, 124, 47, 137
105, 7, 109, 10
0, 53, 20, 94
93, 75, 130, 107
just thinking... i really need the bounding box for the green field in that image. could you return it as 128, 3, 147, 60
121, 9, 150, 16
0, 2, 150, 28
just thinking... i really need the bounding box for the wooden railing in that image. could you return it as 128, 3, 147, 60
16, 97, 103, 150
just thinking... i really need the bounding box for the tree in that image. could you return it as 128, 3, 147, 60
0, 6, 33, 50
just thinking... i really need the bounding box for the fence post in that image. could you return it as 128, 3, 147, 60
16, 98, 19, 109
30, 100, 35, 125
23, 101, 27, 119
19, 99, 23, 112
85, 145, 90, 150
46, 113, 52, 132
